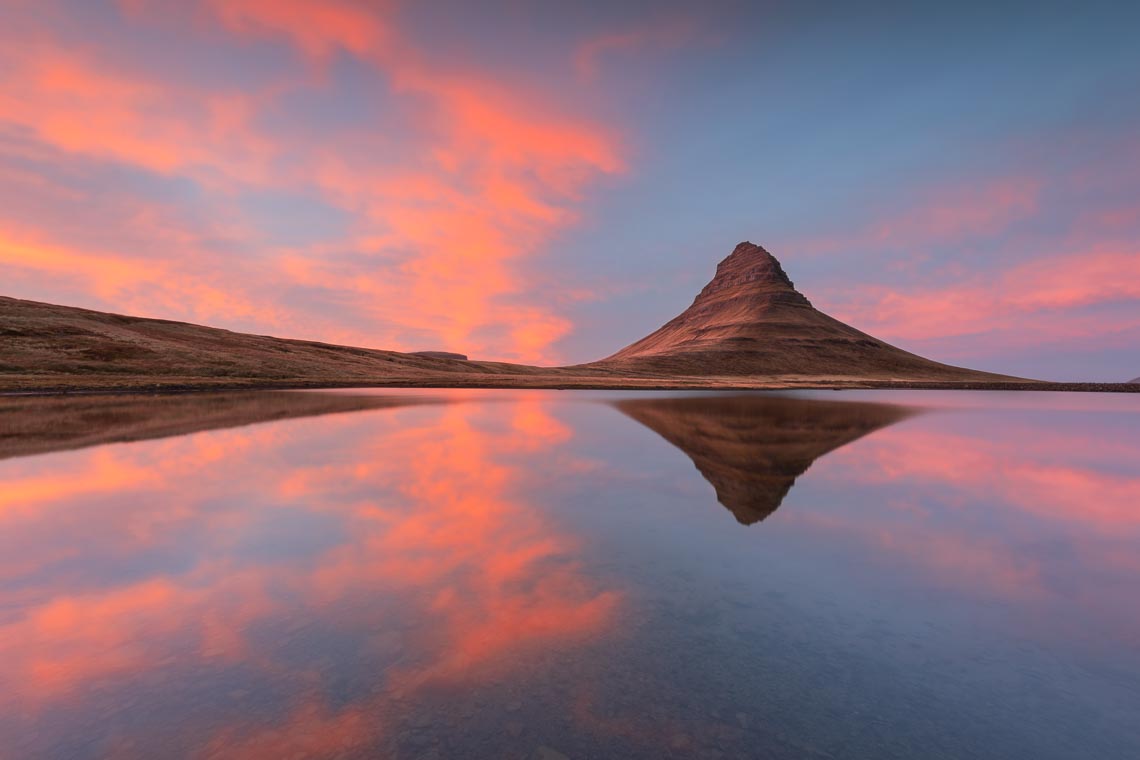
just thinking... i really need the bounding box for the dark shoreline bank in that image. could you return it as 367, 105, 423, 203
2, 377, 1136, 397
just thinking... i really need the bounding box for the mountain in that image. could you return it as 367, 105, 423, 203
615, 394, 913, 524
594, 241, 1014, 381
1130, 377, 1140, 384
8, 242, 1124, 392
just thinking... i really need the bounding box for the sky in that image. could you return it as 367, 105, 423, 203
1, 0, 1138, 381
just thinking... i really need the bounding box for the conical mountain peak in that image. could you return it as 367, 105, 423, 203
716, 241, 794, 287
597, 240, 1012, 381
693, 241, 810, 308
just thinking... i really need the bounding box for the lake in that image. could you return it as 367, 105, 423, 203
0, 389, 1137, 759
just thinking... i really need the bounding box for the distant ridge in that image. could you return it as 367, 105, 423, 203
0, 294, 515, 392
594, 242, 1016, 381
1130, 377, 1140, 384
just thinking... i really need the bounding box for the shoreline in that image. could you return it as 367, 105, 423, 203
2, 376, 1137, 397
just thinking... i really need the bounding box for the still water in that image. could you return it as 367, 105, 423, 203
0, 389, 1137, 759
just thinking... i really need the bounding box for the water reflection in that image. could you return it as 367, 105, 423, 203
0, 390, 1137, 759
0, 394, 618, 758
0, 391, 446, 461
615, 395, 914, 523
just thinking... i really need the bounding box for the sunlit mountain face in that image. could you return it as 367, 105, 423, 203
0, 389, 1138, 759
2, 1, 1139, 378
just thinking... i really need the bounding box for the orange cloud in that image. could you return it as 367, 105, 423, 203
828, 248, 1140, 342
0, 224, 286, 326
0, 0, 627, 361
197, 0, 625, 360
206, 0, 390, 62
771, 160, 1139, 361
0, 42, 275, 181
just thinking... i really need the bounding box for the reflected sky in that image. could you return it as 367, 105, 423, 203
0, 390, 1137, 759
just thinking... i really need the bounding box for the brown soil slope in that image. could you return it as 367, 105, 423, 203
615, 394, 914, 524
593, 242, 1016, 381
0, 295, 549, 391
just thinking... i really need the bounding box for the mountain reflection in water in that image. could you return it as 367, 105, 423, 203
0, 389, 1137, 760
614, 395, 914, 524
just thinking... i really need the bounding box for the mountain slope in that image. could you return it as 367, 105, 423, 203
593, 242, 1016, 381
0, 294, 537, 390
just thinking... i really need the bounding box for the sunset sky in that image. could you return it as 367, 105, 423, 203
2, 0, 1138, 380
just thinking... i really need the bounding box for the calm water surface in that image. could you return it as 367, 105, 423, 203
0, 389, 1137, 759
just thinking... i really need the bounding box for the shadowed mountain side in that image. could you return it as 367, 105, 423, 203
615, 395, 915, 524
0, 391, 445, 461
592, 242, 1018, 382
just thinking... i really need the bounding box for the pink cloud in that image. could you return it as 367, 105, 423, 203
785, 176, 1042, 258
574, 15, 703, 82
205, 0, 391, 62
774, 156, 1140, 364
826, 247, 1140, 343
0, 0, 628, 361
867, 178, 1040, 247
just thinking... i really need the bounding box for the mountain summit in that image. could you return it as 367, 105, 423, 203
695, 241, 810, 307
597, 241, 1009, 380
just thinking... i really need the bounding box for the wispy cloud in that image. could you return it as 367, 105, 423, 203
0, 0, 627, 361
574, 15, 703, 82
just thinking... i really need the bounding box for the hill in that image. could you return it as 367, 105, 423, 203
0, 295, 543, 392
591, 242, 1015, 381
